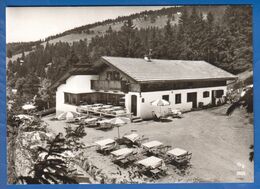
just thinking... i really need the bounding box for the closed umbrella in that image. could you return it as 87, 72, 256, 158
151, 99, 170, 118
56, 111, 80, 120
109, 117, 131, 138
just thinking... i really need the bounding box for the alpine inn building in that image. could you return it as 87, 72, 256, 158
53, 56, 237, 120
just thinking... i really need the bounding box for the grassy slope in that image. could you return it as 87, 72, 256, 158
6, 13, 181, 63
6, 6, 227, 63
45, 14, 181, 45
44, 5, 226, 45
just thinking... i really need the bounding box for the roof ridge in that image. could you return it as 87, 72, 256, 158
102, 56, 206, 62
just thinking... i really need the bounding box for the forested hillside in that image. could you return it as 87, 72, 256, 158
6, 5, 252, 109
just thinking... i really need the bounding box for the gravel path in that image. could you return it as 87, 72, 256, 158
43, 105, 254, 183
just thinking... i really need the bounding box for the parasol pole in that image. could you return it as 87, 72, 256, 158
117, 125, 120, 138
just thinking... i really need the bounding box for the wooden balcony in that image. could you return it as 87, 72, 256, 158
91, 80, 128, 92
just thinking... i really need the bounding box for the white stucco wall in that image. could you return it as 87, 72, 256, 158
125, 86, 227, 120
56, 75, 99, 115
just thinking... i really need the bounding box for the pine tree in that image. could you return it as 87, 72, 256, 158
216, 5, 253, 73
18, 134, 78, 184
15, 77, 26, 96
177, 9, 192, 59
106, 25, 113, 33
67, 50, 79, 67
7, 49, 13, 58
202, 12, 216, 63
187, 8, 205, 59
117, 19, 140, 57
23, 72, 40, 98
38, 78, 52, 109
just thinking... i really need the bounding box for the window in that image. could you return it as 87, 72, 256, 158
64, 93, 70, 104
187, 92, 197, 102
64, 92, 125, 106
216, 90, 224, 98
113, 71, 120, 80
79, 93, 93, 105
106, 71, 120, 80
106, 71, 112, 80
175, 94, 181, 104
64, 93, 79, 105
90, 80, 95, 90
162, 95, 169, 102
64, 93, 80, 105
203, 91, 210, 98
187, 93, 192, 102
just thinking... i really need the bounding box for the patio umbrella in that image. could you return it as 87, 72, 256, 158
109, 117, 131, 138
15, 114, 33, 121
16, 114, 29, 119
56, 111, 80, 120
151, 99, 170, 118
22, 104, 36, 110
151, 99, 170, 106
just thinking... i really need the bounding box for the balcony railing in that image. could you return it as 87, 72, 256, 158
91, 80, 128, 92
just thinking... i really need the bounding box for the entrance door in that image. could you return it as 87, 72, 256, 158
131, 95, 137, 116
211, 90, 216, 106
187, 92, 197, 108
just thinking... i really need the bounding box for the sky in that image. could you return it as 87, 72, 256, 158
6, 6, 170, 43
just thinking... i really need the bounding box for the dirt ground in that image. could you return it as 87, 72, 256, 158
43, 105, 254, 183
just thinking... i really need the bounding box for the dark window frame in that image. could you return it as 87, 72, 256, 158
64, 93, 70, 104
106, 71, 112, 80
64, 92, 78, 105
175, 94, 181, 104
113, 71, 120, 80
64, 92, 125, 106
162, 95, 169, 102
216, 90, 224, 98
203, 91, 210, 98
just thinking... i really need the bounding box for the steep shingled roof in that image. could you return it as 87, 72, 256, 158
101, 56, 237, 82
